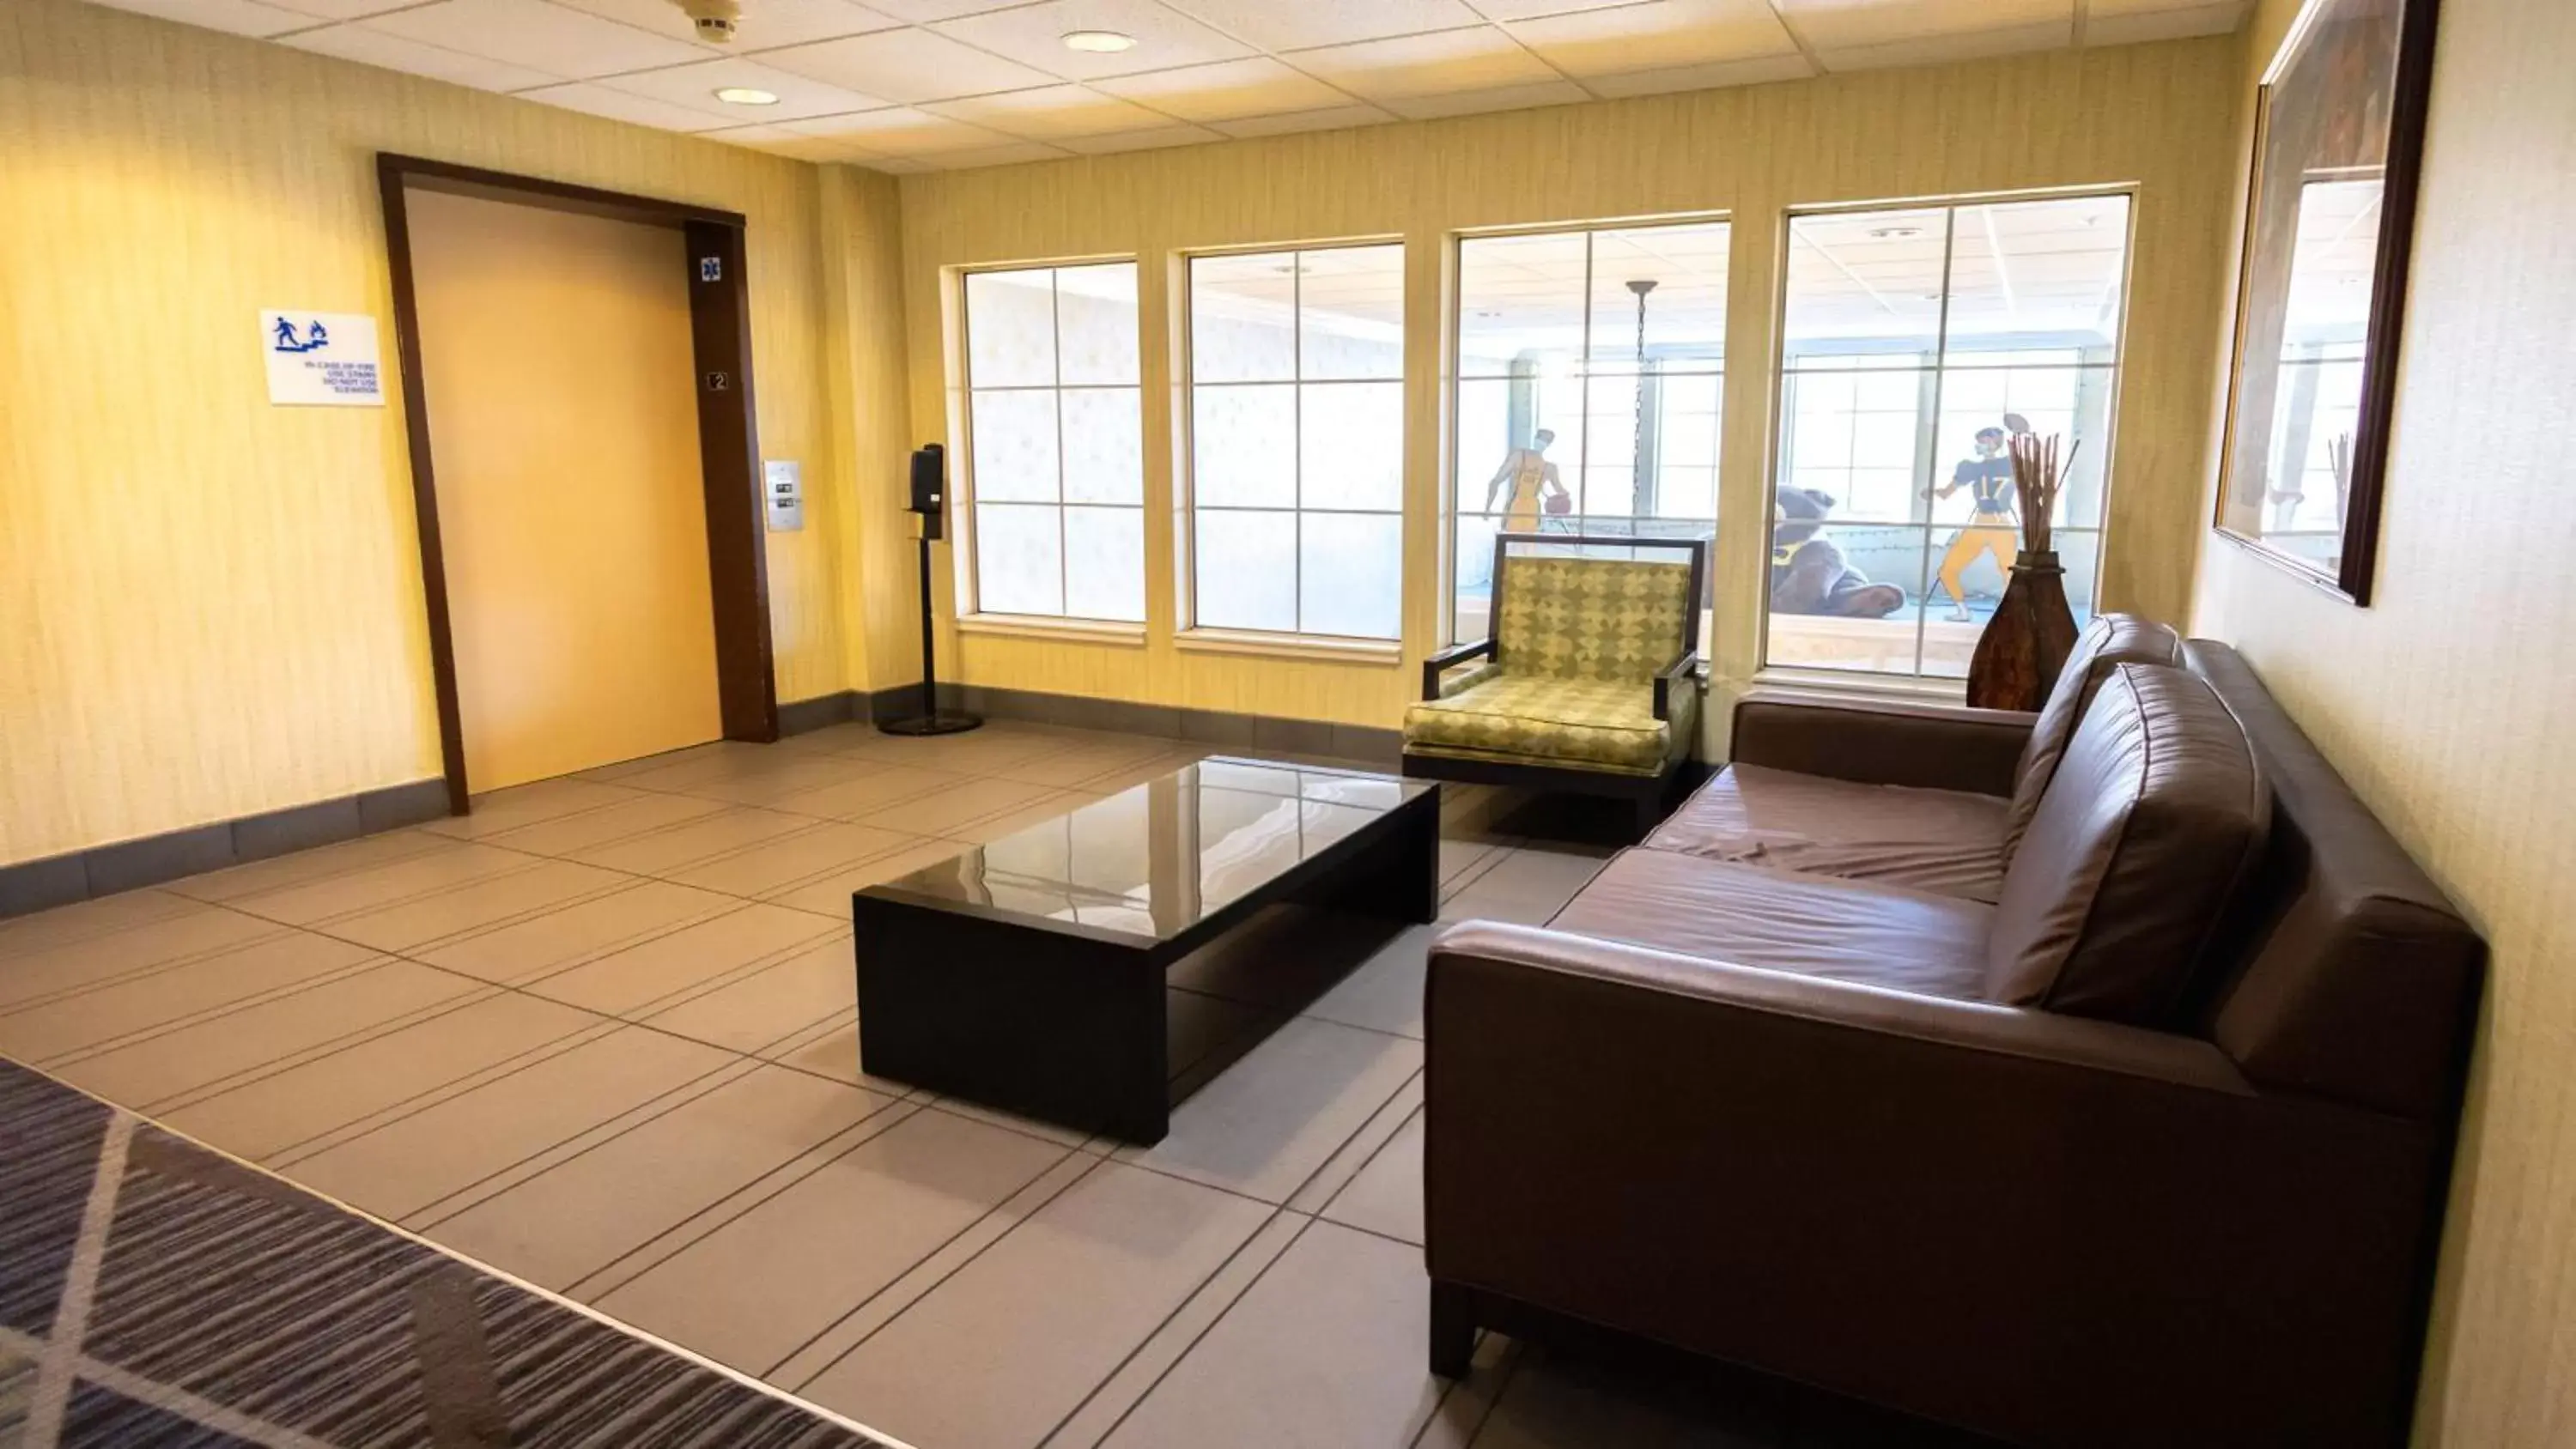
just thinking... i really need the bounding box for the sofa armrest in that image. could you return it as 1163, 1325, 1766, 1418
1421, 639, 1493, 701
1424, 922, 2438, 1448
1650, 648, 1698, 722
1729, 688, 2035, 796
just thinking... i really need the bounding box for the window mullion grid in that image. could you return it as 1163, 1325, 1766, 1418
1292, 252, 1305, 635
1915, 208, 1959, 680
1050, 270, 1069, 618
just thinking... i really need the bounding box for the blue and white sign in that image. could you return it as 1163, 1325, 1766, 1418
261, 310, 384, 407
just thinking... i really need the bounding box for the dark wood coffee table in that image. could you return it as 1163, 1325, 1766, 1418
850, 756, 1439, 1143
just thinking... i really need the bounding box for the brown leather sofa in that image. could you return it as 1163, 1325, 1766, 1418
1423, 628, 2484, 1448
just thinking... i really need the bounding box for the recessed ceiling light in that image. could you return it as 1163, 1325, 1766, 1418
1868, 225, 1923, 240
1062, 29, 1136, 52
714, 87, 779, 106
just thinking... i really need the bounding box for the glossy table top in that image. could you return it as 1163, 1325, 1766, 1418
859, 756, 1432, 944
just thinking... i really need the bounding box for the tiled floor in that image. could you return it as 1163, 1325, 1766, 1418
0, 719, 1970, 1449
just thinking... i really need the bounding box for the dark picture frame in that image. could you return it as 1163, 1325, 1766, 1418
2214, 0, 2442, 605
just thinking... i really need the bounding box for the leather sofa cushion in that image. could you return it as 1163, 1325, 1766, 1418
2002, 614, 2184, 864
1987, 664, 2268, 1024
1548, 848, 1990, 1002
1643, 764, 2008, 902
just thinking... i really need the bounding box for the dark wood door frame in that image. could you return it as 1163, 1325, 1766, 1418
377, 153, 779, 816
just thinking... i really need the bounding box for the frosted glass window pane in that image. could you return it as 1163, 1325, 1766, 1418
1298, 245, 1406, 381
1063, 506, 1144, 622
1192, 385, 1297, 507
1191, 252, 1297, 383
1055, 264, 1140, 385
1299, 382, 1403, 512
1458, 232, 1587, 379
1300, 513, 1401, 639
1589, 222, 1729, 369
1455, 379, 1521, 518
1195, 510, 1297, 633
1783, 209, 1947, 364
1945, 196, 2129, 361
970, 389, 1059, 502
965, 270, 1056, 388
1061, 387, 1142, 504
976, 504, 1063, 615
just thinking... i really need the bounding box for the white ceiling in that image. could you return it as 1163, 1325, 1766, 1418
87, 0, 2250, 173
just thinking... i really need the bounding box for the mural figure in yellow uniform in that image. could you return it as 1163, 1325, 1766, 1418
1926, 423, 2021, 622
1485, 427, 1568, 532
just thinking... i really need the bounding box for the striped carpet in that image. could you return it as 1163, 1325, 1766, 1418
0, 1058, 898, 1448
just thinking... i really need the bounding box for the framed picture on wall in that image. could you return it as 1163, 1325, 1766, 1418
2214, 0, 2443, 604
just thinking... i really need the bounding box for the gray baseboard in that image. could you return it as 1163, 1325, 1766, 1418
0, 779, 449, 921
775, 690, 866, 737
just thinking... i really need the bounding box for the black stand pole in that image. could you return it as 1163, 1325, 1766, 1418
878, 524, 981, 737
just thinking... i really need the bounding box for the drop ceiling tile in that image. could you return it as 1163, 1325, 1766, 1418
1811, 18, 2071, 71
282, 22, 571, 89
364, 0, 708, 79
1583, 49, 1811, 95
1774, 0, 2069, 50
926, 84, 1172, 139
1507, 0, 1800, 79
863, 0, 1018, 18
1465, 0, 1642, 19
559, 0, 899, 51
1209, 102, 1399, 139
1058, 122, 1225, 154
787, 104, 1017, 153
704, 124, 875, 158
268, 0, 431, 19
88, 0, 313, 39
1380, 76, 1589, 119
759, 27, 1060, 102
1163, 0, 1487, 52
941, 140, 1082, 167
933, 0, 1255, 81
2086, 0, 2246, 45
1095, 57, 1357, 124
601, 54, 889, 118
1288, 26, 1563, 103
519, 79, 737, 129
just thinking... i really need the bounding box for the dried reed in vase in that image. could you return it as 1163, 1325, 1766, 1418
2007, 433, 2077, 555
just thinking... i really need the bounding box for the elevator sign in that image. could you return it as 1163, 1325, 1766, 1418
262, 311, 384, 407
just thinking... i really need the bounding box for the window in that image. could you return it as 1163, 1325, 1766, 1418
1452, 221, 1729, 643
1768, 195, 2131, 679
961, 263, 1145, 623
1186, 244, 1406, 640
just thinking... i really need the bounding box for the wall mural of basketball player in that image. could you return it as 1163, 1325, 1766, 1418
1484, 427, 1569, 533
1926, 412, 2033, 621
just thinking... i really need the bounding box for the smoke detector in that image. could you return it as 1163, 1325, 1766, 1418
671, 0, 742, 43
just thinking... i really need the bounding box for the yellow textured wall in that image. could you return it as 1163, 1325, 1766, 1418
0, 0, 872, 866
893, 37, 2245, 726
2192, 0, 2576, 1442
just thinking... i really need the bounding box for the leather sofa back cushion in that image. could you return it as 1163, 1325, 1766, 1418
2001, 615, 2184, 865
1986, 664, 2269, 1024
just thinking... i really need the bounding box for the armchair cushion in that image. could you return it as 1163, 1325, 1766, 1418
1404, 676, 1672, 774
1546, 848, 1990, 1001
1495, 556, 1694, 682
1643, 763, 2009, 902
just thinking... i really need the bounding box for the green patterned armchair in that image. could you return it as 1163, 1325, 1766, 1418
1404, 535, 1707, 836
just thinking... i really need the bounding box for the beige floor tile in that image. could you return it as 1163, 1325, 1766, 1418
852, 777, 1067, 837
661, 756, 893, 809
1056, 750, 1216, 798
477, 791, 732, 858
762, 1014, 918, 1098
1321, 1106, 1425, 1246
668, 823, 925, 898
573, 740, 746, 784
596, 745, 802, 792
224, 842, 541, 926
422, 778, 647, 840
413, 880, 742, 985
1101, 1221, 1444, 1449
762, 839, 970, 918
643, 934, 855, 1054
51, 961, 483, 1110
591, 1105, 1070, 1374
160, 991, 611, 1162
1285, 1074, 1422, 1217
1302, 924, 1435, 1040
277, 1024, 736, 1222
0, 888, 205, 959
162, 831, 460, 905
988, 738, 1185, 789
563, 806, 820, 877
760, 765, 971, 822
0, 929, 379, 1064
837, 729, 1083, 773
942, 791, 1098, 846
1439, 846, 1613, 926
770, 721, 883, 755
0, 903, 287, 1011
426, 1064, 901, 1289
1115, 1016, 1424, 1204
322, 858, 632, 952
796, 1161, 1273, 1449
1467, 1342, 1783, 1448
522, 904, 839, 1016
1441, 837, 1508, 888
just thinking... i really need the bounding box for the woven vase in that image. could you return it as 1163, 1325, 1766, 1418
1966, 549, 2081, 712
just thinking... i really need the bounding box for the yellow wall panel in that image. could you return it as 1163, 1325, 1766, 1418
0, 0, 878, 864
890, 39, 2245, 725
2192, 1, 2576, 1442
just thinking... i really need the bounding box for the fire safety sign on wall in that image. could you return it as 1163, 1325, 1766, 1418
262, 310, 385, 406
